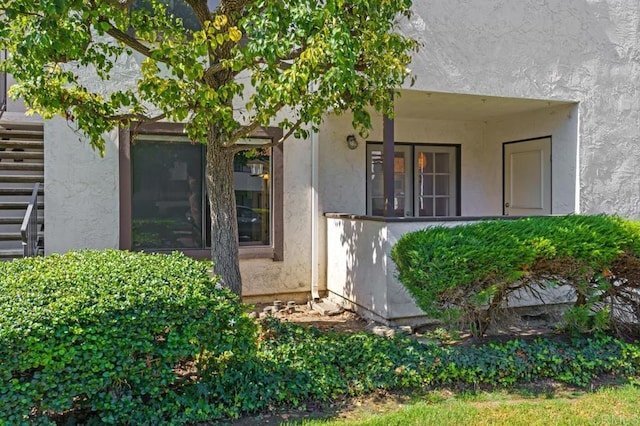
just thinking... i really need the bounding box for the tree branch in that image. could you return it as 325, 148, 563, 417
230, 115, 305, 153
226, 120, 263, 149
101, 20, 154, 59
184, 0, 212, 28
106, 112, 167, 123
104, 0, 137, 9
219, 0, 253, 16
276, 117, 304, 144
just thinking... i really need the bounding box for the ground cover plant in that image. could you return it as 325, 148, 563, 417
391, 215, 640, 336
3, 250, 640, 424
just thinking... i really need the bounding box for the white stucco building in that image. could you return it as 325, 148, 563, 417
1, 1, 639, 323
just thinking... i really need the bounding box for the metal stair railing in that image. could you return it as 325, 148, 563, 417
20, 182, 40, 257
0, 49, 6, 119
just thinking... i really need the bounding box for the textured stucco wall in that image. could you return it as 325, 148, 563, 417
405, 0, 640, 217
327, 216, 578, 323
44, 118, 120, 252
327, 217, 480, 324
44, 54, 140, 254
241, 135, 313, 301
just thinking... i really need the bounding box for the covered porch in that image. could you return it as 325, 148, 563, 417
319, 90, 579, 325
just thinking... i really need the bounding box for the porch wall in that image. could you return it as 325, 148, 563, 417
326, 215, 577, 325
326, 216, 477, 324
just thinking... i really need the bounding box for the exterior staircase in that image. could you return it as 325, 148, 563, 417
0, 121, 44, 260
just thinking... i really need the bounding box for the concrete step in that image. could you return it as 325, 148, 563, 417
0, 248, 23, 259
0, 129, 44, 139
0, 175, 44, 183
0, 217, 44, 225
0, 121, 44, 130
0, 162, 44, 171
0, 140, 44, 149
0, 187, 44, 196
0, 232, 21, 241
0, 201, 44, 209
0, 151, 44, 160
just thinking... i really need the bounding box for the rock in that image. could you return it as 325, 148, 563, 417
311, 299, 344, 316
396, 326, 413, 335
414, 336, 441, 346
369, 325, 395, 338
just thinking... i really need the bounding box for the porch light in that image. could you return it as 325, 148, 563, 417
346, 134, 359, 150
247, 159, 265, 177
418, 152, 427, 171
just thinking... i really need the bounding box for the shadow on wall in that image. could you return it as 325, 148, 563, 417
336, 218, 387, 317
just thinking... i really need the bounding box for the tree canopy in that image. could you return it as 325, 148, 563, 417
0, 0, 418, 294
1, 0, 417, 153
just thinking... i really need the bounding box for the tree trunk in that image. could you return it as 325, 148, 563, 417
206, 140, 242, 296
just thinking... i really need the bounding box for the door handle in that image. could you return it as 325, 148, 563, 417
505, 202, 510, 208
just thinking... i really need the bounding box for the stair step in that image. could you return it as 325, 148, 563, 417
0, 232, 21, 241
0, 129, 44, 139
0, 217, 44, 225
0, 175, 44, 183
0, 248, 23, 259
0, 162, 43, 171
0, 151, 44, 160
0, 201, 44, 209
0, 140, 44, 149
0, 121, 44, 130
0, 188, 44, 196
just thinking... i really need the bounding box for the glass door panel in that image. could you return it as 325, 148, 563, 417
415, 146, 457, 217
367, 144, 412, 216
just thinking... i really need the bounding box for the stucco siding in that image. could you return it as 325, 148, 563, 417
44, 118, 120, 253
241, 135, 313, 300
405, 0, 640, 217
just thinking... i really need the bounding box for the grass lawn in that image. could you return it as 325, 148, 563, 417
293, 384, 640, 426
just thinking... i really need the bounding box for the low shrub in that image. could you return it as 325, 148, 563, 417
391, 215, 640, 336
0, 250, 256, 424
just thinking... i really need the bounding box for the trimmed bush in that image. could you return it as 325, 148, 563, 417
0, 250, 256, 424
391, 215, 640, 336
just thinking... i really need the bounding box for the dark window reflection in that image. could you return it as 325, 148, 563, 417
132, 0, 221, 31
131, 138, 270, 250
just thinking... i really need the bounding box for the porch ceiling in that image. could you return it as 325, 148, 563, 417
392, 90, 575, 121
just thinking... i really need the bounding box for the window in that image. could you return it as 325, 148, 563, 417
366, 143, 460, 217
119, 123, 283, 260
132, 0, 221, 31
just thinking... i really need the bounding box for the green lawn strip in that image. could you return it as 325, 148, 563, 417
292, 385, 640, 426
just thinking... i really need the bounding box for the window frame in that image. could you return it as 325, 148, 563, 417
119, 123, 284, 261
366, 142, 461, 217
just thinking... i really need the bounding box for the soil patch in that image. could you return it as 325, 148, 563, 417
251, 303, 369, 334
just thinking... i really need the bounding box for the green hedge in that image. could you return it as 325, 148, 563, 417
391, 215, 640, 335
0, 250, 256, 424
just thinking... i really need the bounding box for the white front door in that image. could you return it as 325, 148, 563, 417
503, 137, 551, 216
